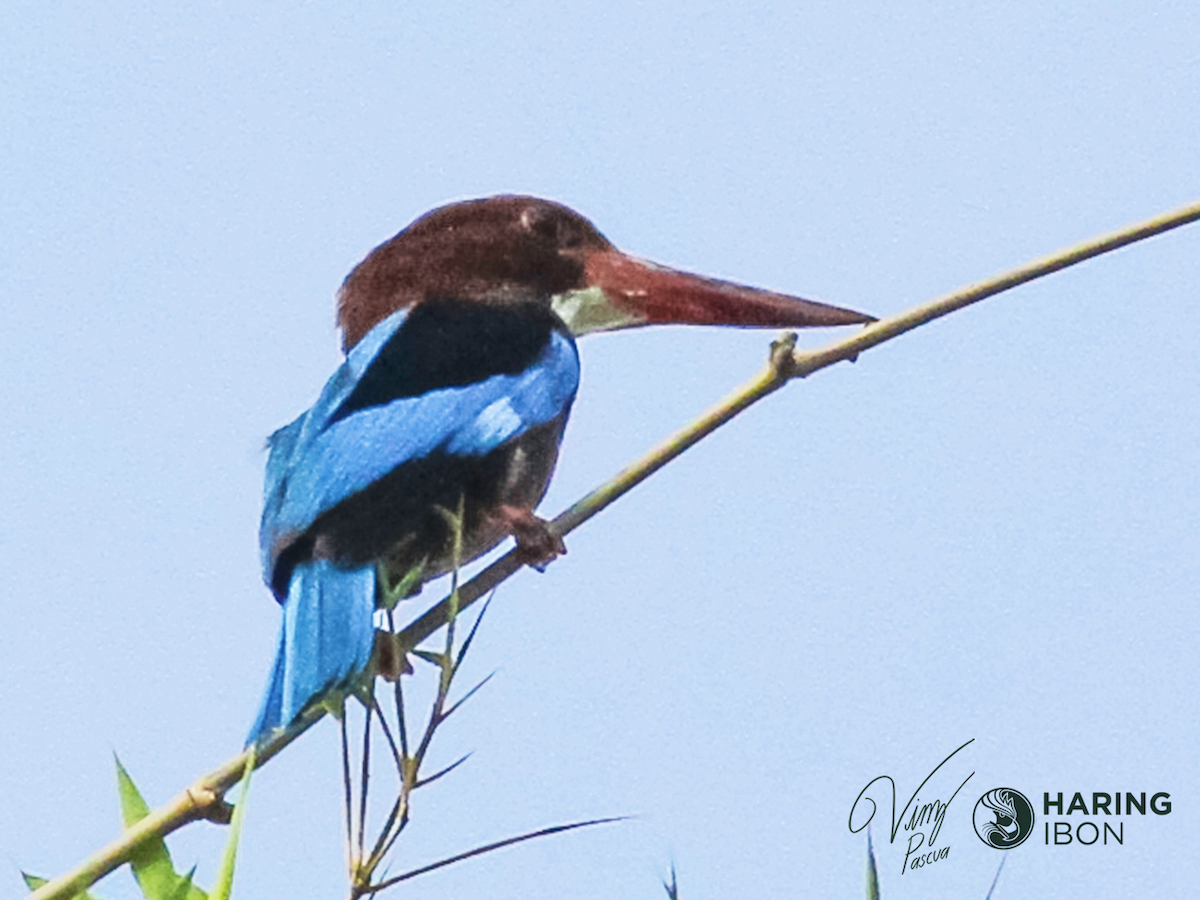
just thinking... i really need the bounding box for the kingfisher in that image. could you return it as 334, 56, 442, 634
248, 196, 874, 743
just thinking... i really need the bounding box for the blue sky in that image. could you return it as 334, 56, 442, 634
3, 2, 1197, 898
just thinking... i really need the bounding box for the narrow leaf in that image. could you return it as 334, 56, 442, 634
211, 750, 255, 900
115, 754, 153, 826
378, 560, 425, 612
413, 752, 473, 790
865, 832, 880, 900
370, 817, 628, 891
115, 754, 187, 900
442, 672, 495, 720
983, 853, 1007, 900
169, 866, 208, 900
411, 649, 444, 667
661, 862, 679, 900
452, 595, 493, 673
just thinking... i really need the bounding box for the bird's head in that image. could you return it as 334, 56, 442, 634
337, 195, 873, 351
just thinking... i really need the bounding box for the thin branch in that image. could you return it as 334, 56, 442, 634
27, 196, 1200, 900
413, 752, 473, 790
394, 197, 1200, 650
364, 795, 405, 878
362, 817, 628, 893
371, 698, 405, 778
441, 671, 496, 721
356, 702, 373, 868
453, 594, 494, 676
341, 714, 355, 872
385, 608, 411, 759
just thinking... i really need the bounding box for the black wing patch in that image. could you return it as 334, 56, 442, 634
329, 298, 560, 425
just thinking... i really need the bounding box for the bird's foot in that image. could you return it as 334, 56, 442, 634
373, 630, 414, 682
494, 505, 565, 571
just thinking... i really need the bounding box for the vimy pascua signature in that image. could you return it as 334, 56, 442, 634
848, 739, 975, 874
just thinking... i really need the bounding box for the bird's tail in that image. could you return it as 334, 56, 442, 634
247, 559, 377, 746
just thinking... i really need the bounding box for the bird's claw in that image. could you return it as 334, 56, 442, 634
495, 505, 566, 571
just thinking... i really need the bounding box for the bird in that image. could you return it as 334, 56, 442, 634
247, 195, 874, 744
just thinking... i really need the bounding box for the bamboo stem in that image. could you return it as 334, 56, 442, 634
28, 196, 1200, 900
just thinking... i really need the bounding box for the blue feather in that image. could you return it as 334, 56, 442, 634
259, 308, 412, 576
261, 324, 579, 571
249, 308, 580, 744
247, 560, 376, 743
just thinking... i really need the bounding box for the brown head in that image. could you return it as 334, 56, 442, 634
337, 195, 874, 351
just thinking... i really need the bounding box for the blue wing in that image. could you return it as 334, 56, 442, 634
259, 308, 412, 578
260, 313, 580, 581
248, 308, 580, 743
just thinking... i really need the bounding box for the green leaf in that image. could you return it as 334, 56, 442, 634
168, 867, 204, 900
114, 754, 208, 900
211, 750, 255, 900
115, 754, 153, 826
377, 559, 426, 612
865, 832, 880, 900
21, 872, 105, 899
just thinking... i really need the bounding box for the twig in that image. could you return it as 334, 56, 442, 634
363, 817, 628, 892
356, 703, 372, 869
27, 196, 1200, 900
340, 714, 354, 873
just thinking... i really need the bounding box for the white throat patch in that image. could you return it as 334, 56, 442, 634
550, 285, 643, 336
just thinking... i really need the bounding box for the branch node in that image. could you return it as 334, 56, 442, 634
768, 332, 799, 379
187, 786, 234, 825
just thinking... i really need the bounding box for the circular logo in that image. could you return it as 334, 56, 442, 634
973, 787, 1035, 849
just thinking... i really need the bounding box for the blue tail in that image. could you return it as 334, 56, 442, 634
247, 560, 377, 745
